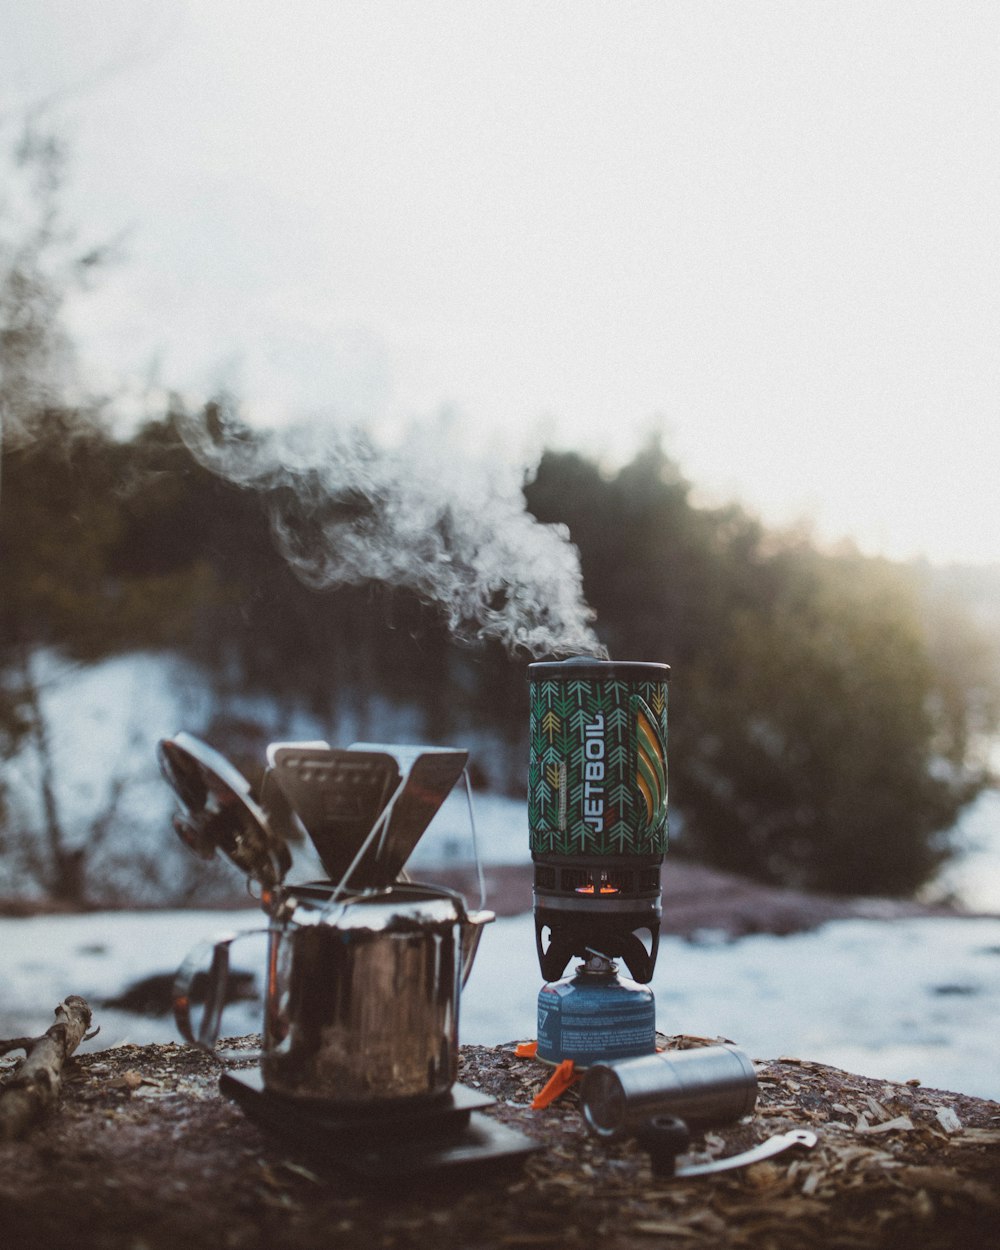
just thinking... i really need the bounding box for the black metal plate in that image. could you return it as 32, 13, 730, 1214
219, 1069, 541, 1179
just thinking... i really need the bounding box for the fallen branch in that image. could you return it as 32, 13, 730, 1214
0, 996, 93, 1141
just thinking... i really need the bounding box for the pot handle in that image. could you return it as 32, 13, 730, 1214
173, 929, 266, 1051
460, 909, 496, 987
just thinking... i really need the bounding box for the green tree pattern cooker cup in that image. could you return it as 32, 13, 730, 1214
528, 659, 669, 859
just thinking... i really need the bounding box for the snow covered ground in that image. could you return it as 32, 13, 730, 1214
934, 787, 1000, 913
2, 907, 998, 1102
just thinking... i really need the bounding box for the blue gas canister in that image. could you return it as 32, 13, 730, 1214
536, 953, 656, 1068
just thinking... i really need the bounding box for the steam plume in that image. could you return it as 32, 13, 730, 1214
180, 402, 605, 658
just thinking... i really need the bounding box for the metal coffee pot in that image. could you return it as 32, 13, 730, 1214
159, 733, 494, 1105
174, 880, 492, 1102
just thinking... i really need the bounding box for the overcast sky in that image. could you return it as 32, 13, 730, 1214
2, 1, 997, 565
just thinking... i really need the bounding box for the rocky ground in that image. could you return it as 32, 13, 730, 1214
0, 1032, 997, 1250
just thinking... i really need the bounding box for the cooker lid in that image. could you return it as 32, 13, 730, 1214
158, 732, 291, 888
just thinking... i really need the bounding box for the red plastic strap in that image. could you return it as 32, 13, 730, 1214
531, 1059, 579, 1109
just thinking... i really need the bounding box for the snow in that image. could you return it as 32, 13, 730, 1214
934, 788, 1000, 913
0, 650, 212, 900
468, 913, 1000, 1102
2, 907, 998, 1102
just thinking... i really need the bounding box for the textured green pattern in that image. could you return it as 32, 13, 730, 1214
528, 674, 668, 857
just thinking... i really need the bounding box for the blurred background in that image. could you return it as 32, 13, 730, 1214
1, 2, 998, 1091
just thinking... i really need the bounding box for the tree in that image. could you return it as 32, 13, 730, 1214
0, 121, 96, 868
525, 440, 998, 896
0, 121, 172, 905
2, 115, 994, 903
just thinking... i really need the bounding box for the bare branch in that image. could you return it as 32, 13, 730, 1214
0, 1037, 36, 1057
0, 996, 92, 1140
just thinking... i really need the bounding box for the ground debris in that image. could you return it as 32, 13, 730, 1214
0, 1039, 995, 1250
854, 1113, 916, 1134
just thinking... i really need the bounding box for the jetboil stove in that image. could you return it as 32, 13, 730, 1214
158, 734, 539, 1180
528, 657, 670, 1067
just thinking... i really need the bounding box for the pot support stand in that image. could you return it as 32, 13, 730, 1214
220, 1068, 541, 1180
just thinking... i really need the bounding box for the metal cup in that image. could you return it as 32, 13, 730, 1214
173, 882, 494, 1104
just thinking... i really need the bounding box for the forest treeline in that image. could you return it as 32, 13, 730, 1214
1, 122, 998, 906
1, 403, 997, 902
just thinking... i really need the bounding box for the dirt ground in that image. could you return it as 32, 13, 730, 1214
0, 1032, 997, 1250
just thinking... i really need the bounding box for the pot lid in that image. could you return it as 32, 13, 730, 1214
288, 881, 467, 933
528, 657, 670, 681
157, 732, 291, 888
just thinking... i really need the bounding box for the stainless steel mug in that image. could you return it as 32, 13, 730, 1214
174, 882, 494, 1104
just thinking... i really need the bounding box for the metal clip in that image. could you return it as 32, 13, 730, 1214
677, 1129, 818, 1178
637, 1118, 818, 1178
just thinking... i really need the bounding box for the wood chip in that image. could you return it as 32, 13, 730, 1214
865, 1096, 891, 1122
632, 1219, 698, 1238
801, 1170, 821, 1197
896, 1167, 1000, 1208
952, 1128, 1000, 1145
744, 1161, 787, 1189
935, 1106, 962, 1133
854, 1115, 915, 1135
911, 1189, 935, 1220
634, 1209, 728, 1238
500, 1236, 568, 1246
